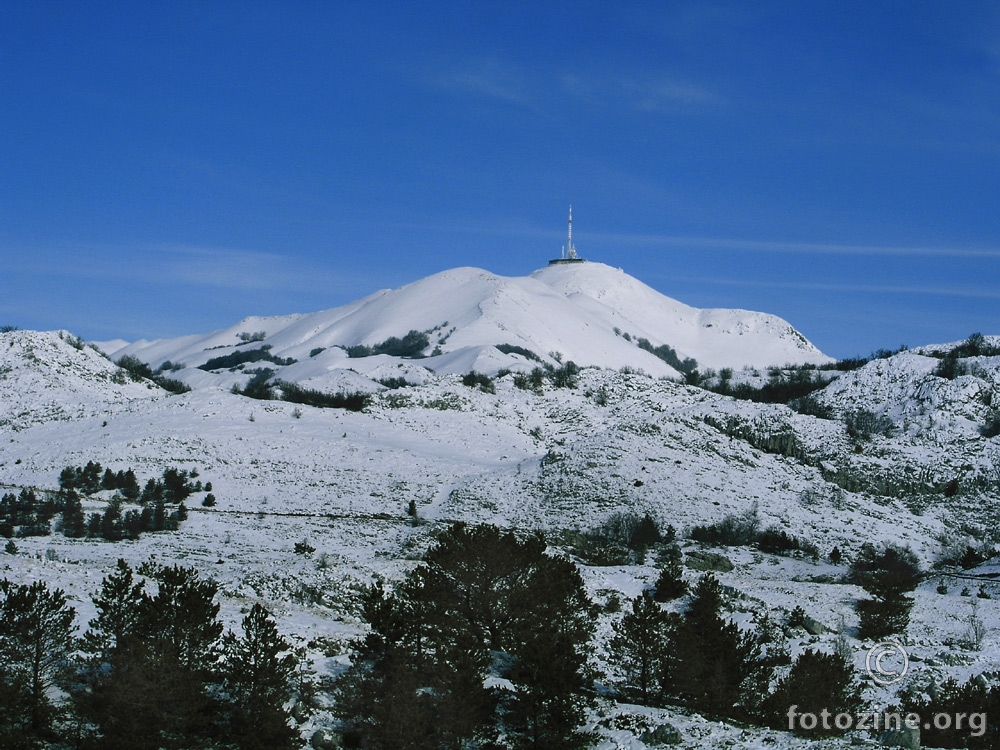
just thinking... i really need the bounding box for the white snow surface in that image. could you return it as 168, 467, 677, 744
1, 320, 999, 749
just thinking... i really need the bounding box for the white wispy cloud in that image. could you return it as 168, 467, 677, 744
3, 242, 372, 295
561, 72, 723, 113
432, 59, 531, 104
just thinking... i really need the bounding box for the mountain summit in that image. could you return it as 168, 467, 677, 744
111, 262, 830, 385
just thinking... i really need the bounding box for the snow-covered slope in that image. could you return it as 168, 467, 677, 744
3, 325, 1000, 749
109, 263, 831, 389
0, 330, 165, 431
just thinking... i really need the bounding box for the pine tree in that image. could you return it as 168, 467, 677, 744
101, 468, 117, 491
608, 590, 671, 704
850, 543, 922, 638
75, 560, 225, 749
101, 501, 123, 541
627, 513, 661, 553
0, 579, 76, 736
504, 554, 596, 750
336, 523, 596, 750
82, 558, 145, 659
222, 604, 299, 750
121, 469, 141, 501
653, 557, 687, 601
662, 574, 771, 719
765, 649, 861, 735
60, 489, 86, 538
80, 461, 103, 494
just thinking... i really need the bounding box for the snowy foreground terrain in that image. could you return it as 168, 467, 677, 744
2, 263, 999, 748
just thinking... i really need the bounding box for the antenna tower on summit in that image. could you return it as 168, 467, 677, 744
566, 205, 577, 259
549, 205, 586, 265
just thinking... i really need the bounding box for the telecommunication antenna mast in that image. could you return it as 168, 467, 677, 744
549, 205, 586, 265
565, 205, 577, 260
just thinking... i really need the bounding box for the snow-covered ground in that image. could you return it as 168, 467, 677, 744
2, 320, 998, 747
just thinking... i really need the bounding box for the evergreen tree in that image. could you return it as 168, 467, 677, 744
503, 554, 596, 750
765, 649, 862, 735
653, 557, 687, 602
662, 574, 771, 719
336, 523, 596, 750
140, 478, 161, 505
504, 624, 594, 750
80, 461, 103, 495
153, 498, 166, 531
120, 469, 141, 501
75, 560, 225, 749
222, 604, 299, 750
81, 559, 145, 659
161, 468, 192, 503
850, 543, 922, 638
101, 468, 117, 491
627, 513, 661, 553
0, 579, 76, 737
58, 466, 79, 491
101, 501, 123, 541
334, 583, 447, 750
608, 590, 671, 704
59, 489, 86, 538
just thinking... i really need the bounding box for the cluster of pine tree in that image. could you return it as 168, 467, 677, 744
609, 573, 861, 734
59, 461, 141, 498
0, 489, 60, 539
335, 523, 597, 750
0, 560, 298, 750
0, 464, 206, 543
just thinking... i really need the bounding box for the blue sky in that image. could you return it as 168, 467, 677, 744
3, 1, 1000, 359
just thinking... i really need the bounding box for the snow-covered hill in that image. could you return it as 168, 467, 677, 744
106, 263, 831, 391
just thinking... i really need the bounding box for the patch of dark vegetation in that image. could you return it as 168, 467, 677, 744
197, 345, 296, 371
825, 344, 909, 372
560, 511, 674, 566
981, 410, 1000, 438
115, 354, 191, 394
928, 333, 1000, 380
512, 359, 581, 393
0, 560, 299, 749
231, 370, 369, 411
494, 343, 541, 361
689, 508, 819, 560
461, 371, 495, 393
345, 329, 430, 358
276, 381, 370, 412
843, 408, 894, 440
897, 678, 997, 748
1, 463, 204, 542
706, 367, 835, 407
635, 337, 698, 375
377, 376, 413, 389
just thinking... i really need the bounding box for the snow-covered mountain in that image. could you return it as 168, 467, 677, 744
107, 262, 830, 388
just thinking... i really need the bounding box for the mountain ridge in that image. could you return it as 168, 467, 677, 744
106, 262, 831, 386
